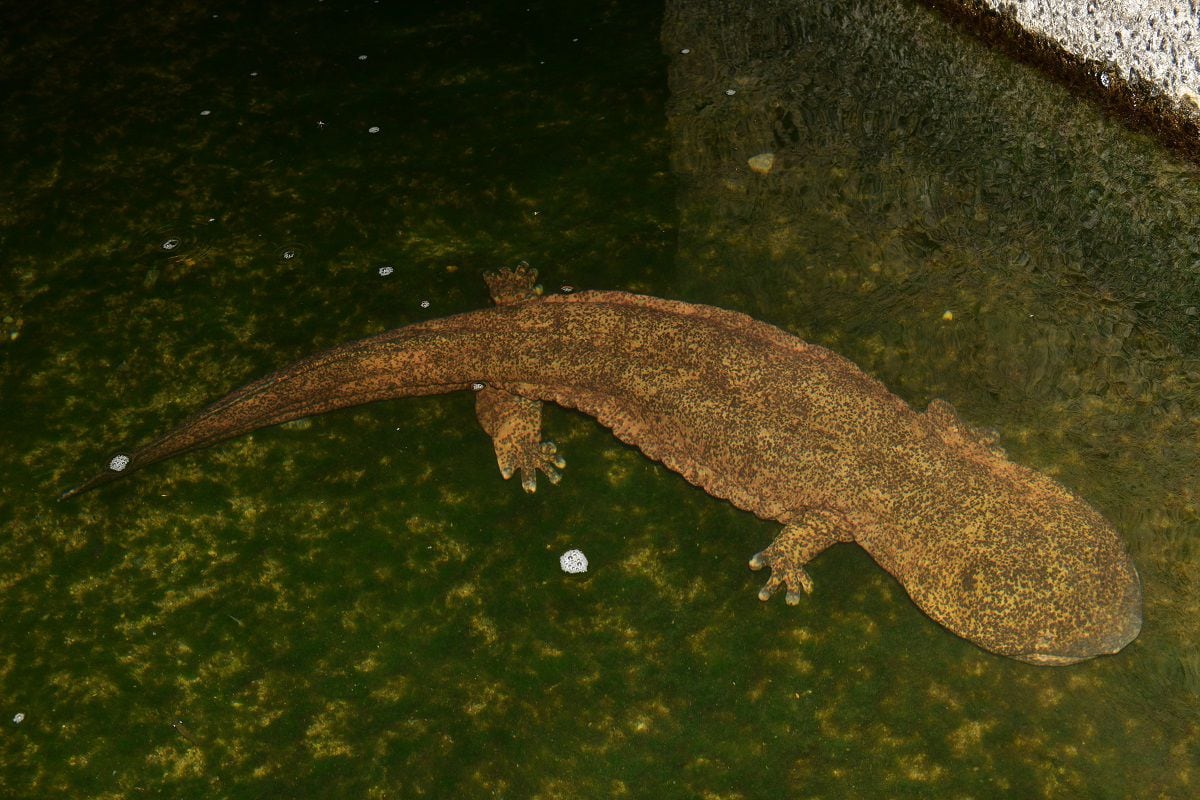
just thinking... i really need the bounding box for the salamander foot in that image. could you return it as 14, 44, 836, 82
749, 511, 848, 605
483, 262, 542, 305
501, 439, 566, 494
749, 547, 814, 605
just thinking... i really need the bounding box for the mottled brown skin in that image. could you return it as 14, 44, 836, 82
64, 266, 1142, 665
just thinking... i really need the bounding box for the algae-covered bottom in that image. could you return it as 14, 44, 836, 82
1, 0, 1198, 798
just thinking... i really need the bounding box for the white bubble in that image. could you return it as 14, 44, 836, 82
378, 265, 394, 276
200, 109, 212, 116
12, 713, 24, 724
109, 454, 130, 472
680, 48, 690, 54
559, 549, 588, 574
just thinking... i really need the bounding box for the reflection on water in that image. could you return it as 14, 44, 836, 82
0, 0, 1196, 797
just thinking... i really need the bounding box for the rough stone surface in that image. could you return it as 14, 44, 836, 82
980, 1, 1200, 107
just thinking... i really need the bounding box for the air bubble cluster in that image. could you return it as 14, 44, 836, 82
559, 549, 588, 574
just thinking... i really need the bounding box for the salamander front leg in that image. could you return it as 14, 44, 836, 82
749, 510, 849, 605
474, 386, 565, 493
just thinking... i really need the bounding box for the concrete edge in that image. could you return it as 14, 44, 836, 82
920, 0, 1200, 162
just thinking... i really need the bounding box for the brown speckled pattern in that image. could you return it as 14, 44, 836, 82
475, 265, 564, 493
63, 268, 1142, 665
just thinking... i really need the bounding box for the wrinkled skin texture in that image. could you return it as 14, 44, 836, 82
64, 267, 1142, 665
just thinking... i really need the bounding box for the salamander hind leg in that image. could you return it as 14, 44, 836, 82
749, 510, 849, 605
474, 386, 565, 493
483, 262, 542, 305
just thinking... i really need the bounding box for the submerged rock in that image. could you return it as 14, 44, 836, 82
747, 152, 776, 174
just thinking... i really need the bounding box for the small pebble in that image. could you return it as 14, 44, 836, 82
747, 152, 775, 175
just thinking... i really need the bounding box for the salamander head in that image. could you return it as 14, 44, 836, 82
1002, 559, 1142, 667
918, 465, 1142, 666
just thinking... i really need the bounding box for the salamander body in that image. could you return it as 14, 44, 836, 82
64, 266, 1142, 664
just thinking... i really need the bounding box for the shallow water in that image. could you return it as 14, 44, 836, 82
2, 0, 1197, 797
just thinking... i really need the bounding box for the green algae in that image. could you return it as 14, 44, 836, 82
1, 0, 1197, 798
